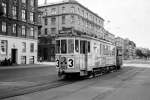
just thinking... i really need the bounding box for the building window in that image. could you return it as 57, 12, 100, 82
78, 8, 80, 14
0, 40, 7, 55
2, 21, 6, 32
85, 21, 88, 28
51, 8, 56, 15
51, 17, 56, 25
21, 26, 26, 36
22, 0, 26, 3
30, 12, 34, 22
86, 13, 88, 19
12, 24, 16, 34
22, 42, 26, 52
29, 56, 34, 64
62, 7, 65, 13
22, 9, 26, 21
21, 56, 26, 64
51, 28, 56, 34
30, 0, 34, 6
44, 18, 48, 25
82, 10, 84, 17
30, 27, 34, 37
45, 28, 47, 35
78, 16, 80, 25
71, 6, 75, 13
12, 6, 17, 19
2, 2, 6, 16
71, 15, 75, 23
38, 28, 41, 35
62, 15, 65, 24
30, 43, 34, 52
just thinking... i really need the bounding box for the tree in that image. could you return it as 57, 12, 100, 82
147, 50, 150, 59
136, 49, 143, 58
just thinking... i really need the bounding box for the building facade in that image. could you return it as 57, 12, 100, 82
38, 0, 115, 61
115, 36, 124, 57
115, 37, 136, 60
123, 39, 136, 59
0, 0, 38, 64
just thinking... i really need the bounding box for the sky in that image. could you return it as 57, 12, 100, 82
38, 0, 150, 49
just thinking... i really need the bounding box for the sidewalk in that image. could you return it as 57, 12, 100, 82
0, 62, 56, 69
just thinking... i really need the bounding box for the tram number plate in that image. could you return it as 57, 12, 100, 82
68, 58, 74, 68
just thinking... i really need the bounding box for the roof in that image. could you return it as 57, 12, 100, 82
38, 0, 104, 21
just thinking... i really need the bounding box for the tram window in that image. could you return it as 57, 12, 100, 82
75, 40, 79, 52
100, 44, 102, 55
103, 45, 105, 55
80, 40, 86, 54
68, 39, 74, 53
61, 40, 67, 54
56, 40, 60, 53
112, 47, 116, 56
88, 41, 90, 53
106, 45, 108, 55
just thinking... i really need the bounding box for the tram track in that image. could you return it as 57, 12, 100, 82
0, 77, 86, 99
0, 66, 136, 99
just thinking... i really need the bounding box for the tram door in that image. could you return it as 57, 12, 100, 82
85, 41, 88, 71
116, 47, 123, 69
80, 40, 88, 72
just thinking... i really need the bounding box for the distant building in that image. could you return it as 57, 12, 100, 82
115, 37, 136, 60
124, 39, 136, 59
115, 37, 124, 47
38, 0, 115, 61
115, 36, 125, 57
0, 0, 38, 64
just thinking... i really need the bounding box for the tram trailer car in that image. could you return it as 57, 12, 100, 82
55, 34, 122, 78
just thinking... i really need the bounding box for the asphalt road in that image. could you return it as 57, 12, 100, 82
2, 63, 150, 100
0, 64, 59, 99
0, 65, 57, 81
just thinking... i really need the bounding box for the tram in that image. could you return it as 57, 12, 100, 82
55, 31, 122, 78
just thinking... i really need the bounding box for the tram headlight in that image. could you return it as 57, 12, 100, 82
56, 59, 59, 68
67, 58, 74, 68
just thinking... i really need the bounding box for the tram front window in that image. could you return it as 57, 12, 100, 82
75, 40, 79, 52
56, 40, 60, 53
61, 40, 67, 54
68, 39, 74, 53
80, 40, 86, 54
88, 41, 90, 53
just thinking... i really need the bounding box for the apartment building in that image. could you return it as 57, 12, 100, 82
38, 0, 115, 61
123, 39, 136, 59
0, 0, 38, 64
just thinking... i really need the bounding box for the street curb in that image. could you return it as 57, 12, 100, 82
0, 63, 56, 70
